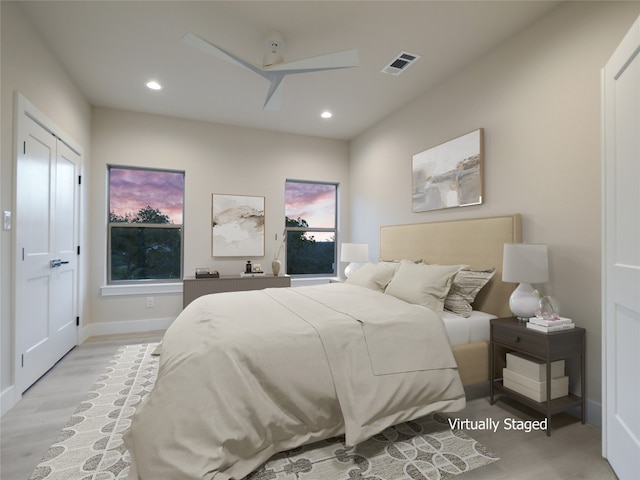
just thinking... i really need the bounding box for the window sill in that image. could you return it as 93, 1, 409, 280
290, 277, 335, 287
100, 282, 183, 297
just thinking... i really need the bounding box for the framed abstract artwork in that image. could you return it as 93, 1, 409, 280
212, 194, 265, 257
412, 128, 484, 212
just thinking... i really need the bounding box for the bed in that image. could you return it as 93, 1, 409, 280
380, 214, 522, 384
125, 214, 521, 480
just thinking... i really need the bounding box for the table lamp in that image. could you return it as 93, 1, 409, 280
502, 243, 549, 320
340, 243, 369, 278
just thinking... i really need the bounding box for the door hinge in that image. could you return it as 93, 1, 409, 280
76, 316, 80, 327
78, 175, 82, 185
21, 354, 24, 368
23, 141, 26, 155
77, 246, 81, 255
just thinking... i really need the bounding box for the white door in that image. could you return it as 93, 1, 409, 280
15, 101, 80, 394
602, 15, 640, 480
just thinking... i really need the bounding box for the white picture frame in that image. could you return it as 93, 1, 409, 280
212, 193, 265, 257
412, 128, 484, 212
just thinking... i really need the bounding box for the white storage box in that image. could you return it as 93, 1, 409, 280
506, 352, 564, 381
503, 368, 569, 402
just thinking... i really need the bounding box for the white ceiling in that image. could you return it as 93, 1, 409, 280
17, 1, 561, 140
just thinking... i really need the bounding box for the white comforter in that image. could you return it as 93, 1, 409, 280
125, 283, 465, 480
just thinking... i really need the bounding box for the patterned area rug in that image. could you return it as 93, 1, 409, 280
30, 343, 499, 480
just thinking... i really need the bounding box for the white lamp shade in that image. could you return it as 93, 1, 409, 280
340, 243, 369, 263
502, 243, 549, 284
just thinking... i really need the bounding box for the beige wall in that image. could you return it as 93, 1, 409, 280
0, 2, 91, 403
349, 1, 640, 424
88, 108, 349, 330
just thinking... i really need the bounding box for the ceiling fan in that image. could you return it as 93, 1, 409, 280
182, 31, 359, 110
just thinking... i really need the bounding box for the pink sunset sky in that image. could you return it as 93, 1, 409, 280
285, 182, 336, 228
109, 168, 184, 224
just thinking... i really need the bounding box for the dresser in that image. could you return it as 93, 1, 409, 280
183, 275, 291, 308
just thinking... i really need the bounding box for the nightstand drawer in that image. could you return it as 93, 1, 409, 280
492, 327, 546, 357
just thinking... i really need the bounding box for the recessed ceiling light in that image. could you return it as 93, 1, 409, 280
146, 80, 162, 90
320, 111, 332, 119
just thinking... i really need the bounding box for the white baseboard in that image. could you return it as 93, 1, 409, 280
1, 385, 18, 417
584, 398, 602, 428
80, 317, 175, 342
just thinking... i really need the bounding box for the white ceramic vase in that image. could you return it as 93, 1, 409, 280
272, 260, 281, 276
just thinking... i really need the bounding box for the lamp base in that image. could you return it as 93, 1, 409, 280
509, 283, 540, 321
344, 262, 363, 278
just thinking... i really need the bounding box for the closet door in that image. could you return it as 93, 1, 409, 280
602, 14, 640, 480
15, 99, 81, 394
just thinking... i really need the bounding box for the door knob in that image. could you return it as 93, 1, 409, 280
50, 259, 70, 268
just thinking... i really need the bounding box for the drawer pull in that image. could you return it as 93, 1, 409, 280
513, 336, 520, 343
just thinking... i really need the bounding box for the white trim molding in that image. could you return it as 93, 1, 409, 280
1, 386, 18, 417
81, 316, 174, 342
100, 282, 182, 297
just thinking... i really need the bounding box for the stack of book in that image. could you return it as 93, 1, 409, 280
240, 271, 265, 277
503, 352, 569, 402
526, 316, 575, 333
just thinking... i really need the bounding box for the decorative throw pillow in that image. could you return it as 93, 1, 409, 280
345, 262, 398, 292
384, 260, 461, 311
445, 268, 496, 317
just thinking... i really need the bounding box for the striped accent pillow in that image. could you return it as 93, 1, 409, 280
445, 268, 496, 317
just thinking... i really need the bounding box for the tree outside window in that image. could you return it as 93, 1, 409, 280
108, 166, 184, 283
284, 180, 337, 275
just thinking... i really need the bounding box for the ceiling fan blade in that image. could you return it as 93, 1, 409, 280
266, 49, 359, 72
182, 32, 267, 78
263, 75, 285, 110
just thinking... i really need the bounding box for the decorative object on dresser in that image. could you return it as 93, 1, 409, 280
411, 128, 483, 212
195, 267, 219, 278
272, 228, 286, 276
212, 193, 265, 257
271, 260, 282, 276
502, 243, 549, 320
489, 317, 585, 436
340, 242, 369, 277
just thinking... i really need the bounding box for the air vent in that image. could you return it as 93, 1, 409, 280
381, 51, 421, 76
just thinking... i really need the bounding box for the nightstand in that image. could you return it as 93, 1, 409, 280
489, 317, 585, 436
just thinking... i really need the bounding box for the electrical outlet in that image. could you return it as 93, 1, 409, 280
146, 297, 154, 308
3, 211, 11, 231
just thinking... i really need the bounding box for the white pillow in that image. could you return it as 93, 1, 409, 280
345, 262, 398, 292
384, 260, 461, 311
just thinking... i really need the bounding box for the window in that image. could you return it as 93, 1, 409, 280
108, 166, 184, 283
284, 180, 337, 275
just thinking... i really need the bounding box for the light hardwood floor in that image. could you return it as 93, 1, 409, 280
0, 331, 164, 480
1, 332, 617, 480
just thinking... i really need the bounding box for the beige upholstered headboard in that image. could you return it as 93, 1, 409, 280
380, 214, 522, 318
